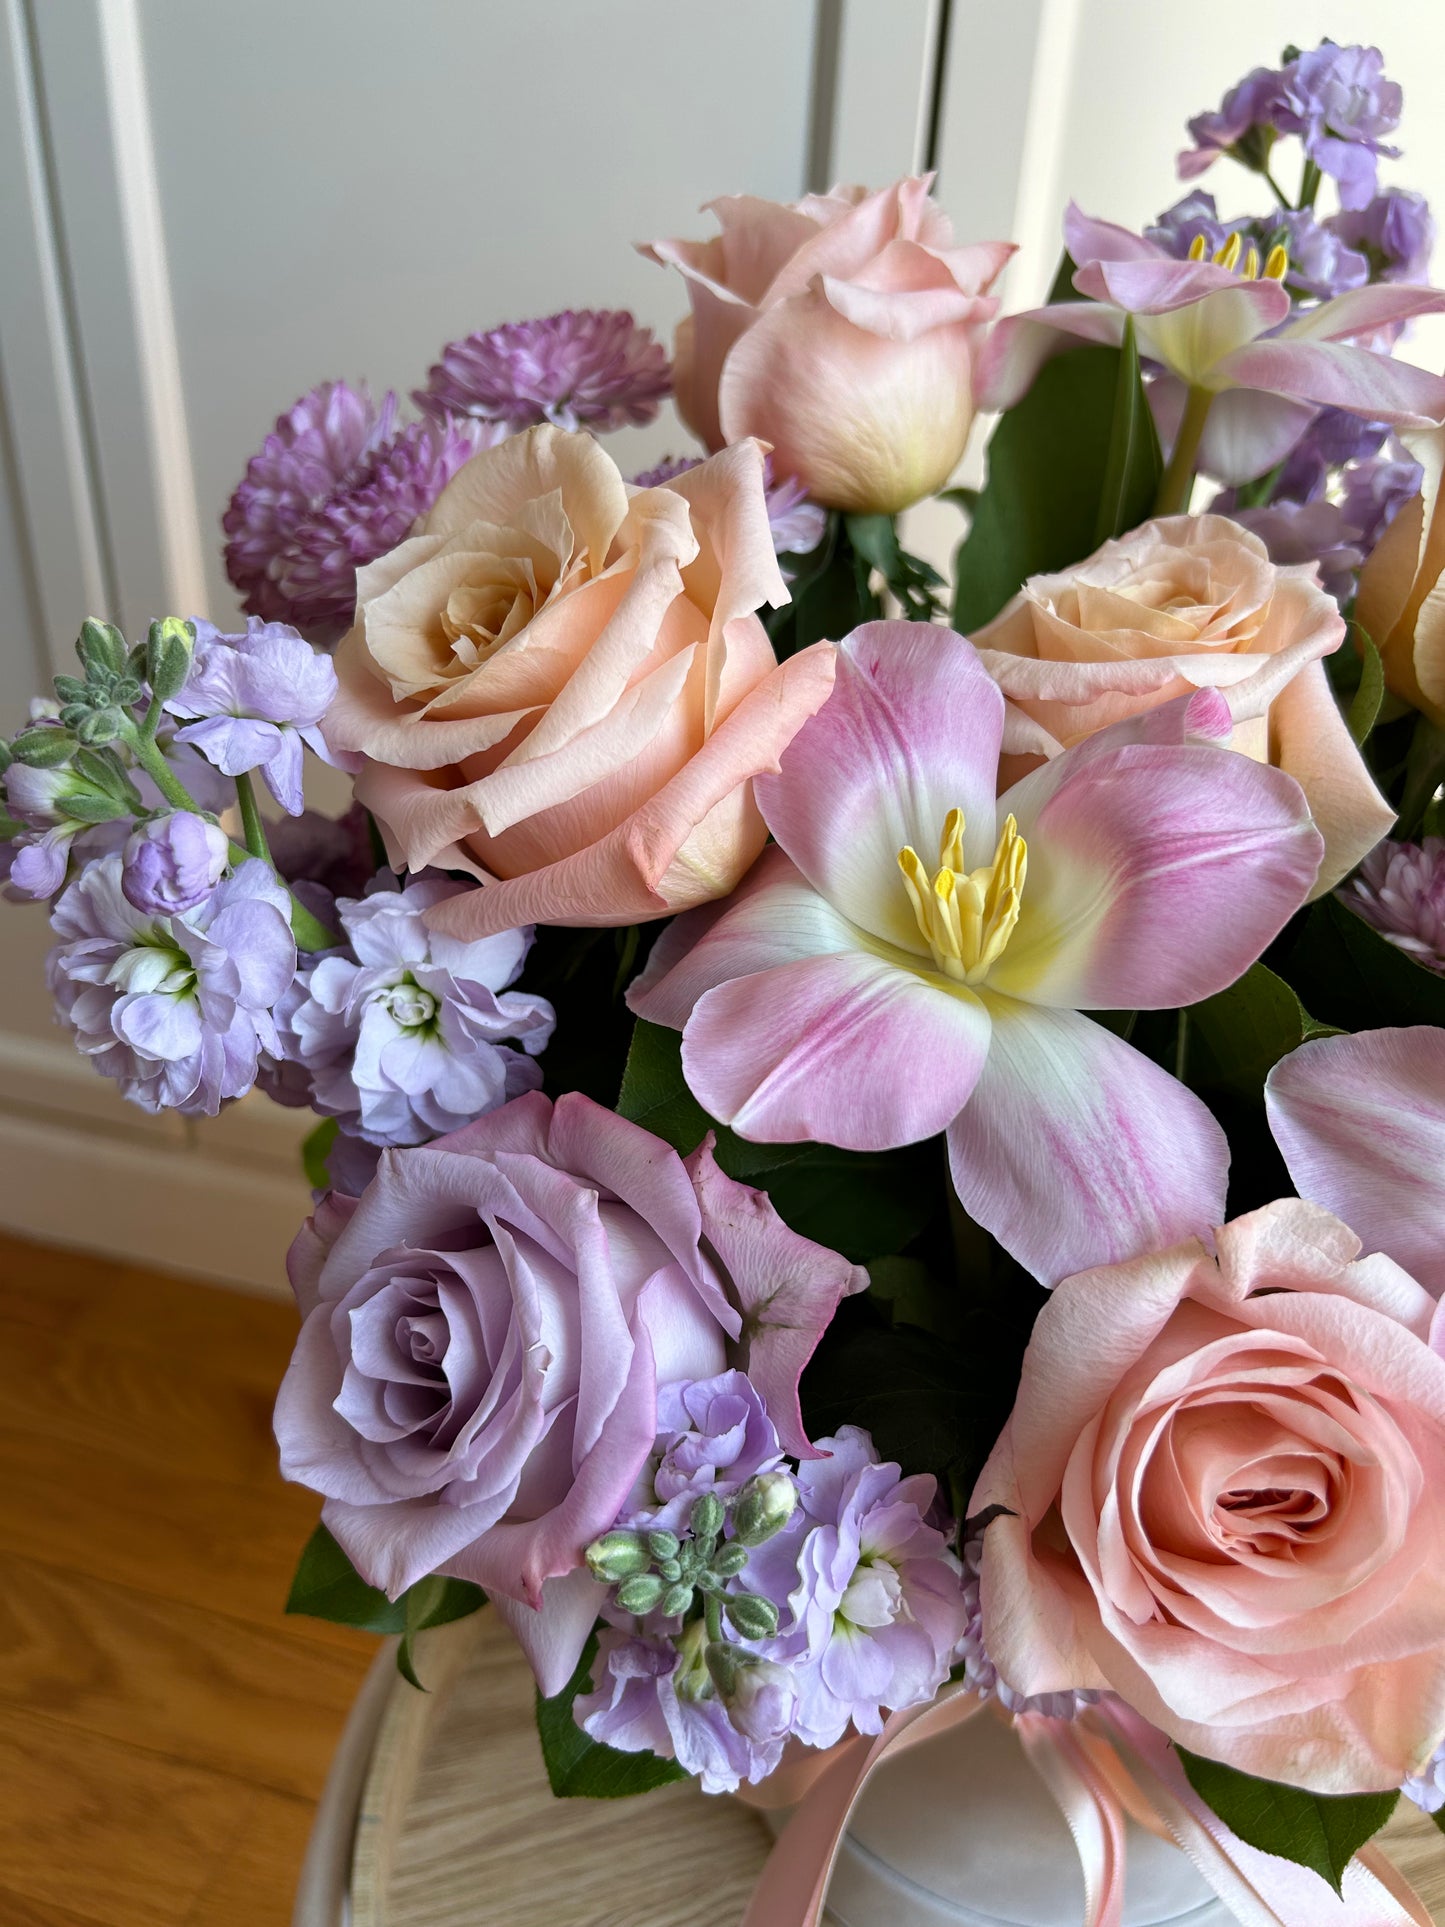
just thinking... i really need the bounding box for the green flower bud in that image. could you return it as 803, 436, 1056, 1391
145, 617, 195, 704
9, 727, 77, 768
614, 1572, 666, 1615
646, 1528, 680, 1562
53, 676, 90, 706
689, 1492, 724, 1543
655, 1557, 682, 1583
584, 1529, 650, 1584
724, 1593, 780, 1640
0, 739, 10, 776
77, 619, 129, 681
733, 1471, 799, 1547
710, 1542, 749, 1579
76, 708, 125, 747
658, 1582, 693, 1618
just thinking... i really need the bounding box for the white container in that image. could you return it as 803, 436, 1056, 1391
764, 1709, 1238, 1927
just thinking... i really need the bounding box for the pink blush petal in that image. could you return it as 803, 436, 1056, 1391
756, 622, 1004, 954
946, 1001, 1228, 1287
1218, 338, 1445, 426
1266, 1028, 1445, 1298
682, 950, 990, 1150
991, 741, 1322, 1011
974, 305, 1126, 411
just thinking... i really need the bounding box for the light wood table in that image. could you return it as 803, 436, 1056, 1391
322, 1609, 1445, 1927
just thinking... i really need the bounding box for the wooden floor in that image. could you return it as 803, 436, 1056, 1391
0, 1231, 375, 1927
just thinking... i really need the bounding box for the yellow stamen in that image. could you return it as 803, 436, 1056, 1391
1188, 234, 1207, 262
1263, 243, 1289, 282
1213, 232, 1243, 273
1242, 245, 1260, 282
897, 810, 1027, 986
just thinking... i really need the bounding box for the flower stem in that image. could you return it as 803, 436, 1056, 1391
1262, 164, 1291, 208
1174, 1009, 1191, 1085
704, 1593, 723, 1645
120, 718, 204, 813
234, 770, 271, 863
1297, 157, 1322, 212
1153, 386, 1214, 517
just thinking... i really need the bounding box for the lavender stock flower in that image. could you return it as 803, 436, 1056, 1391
622, 1372, 784, 1533
1178, 67, 1292, 181
222, 381, 489, 645
121, 812, 230, 917
268, 873, 554, 1147
1284, 42, 1402, 210
48, 853, 295, 1115
417, 309, 670, 434
166, 619, 338, 814
1329, 188, 1436, 285
1147, 195, 1369, 303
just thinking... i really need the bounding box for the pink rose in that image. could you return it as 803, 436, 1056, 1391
323, 426, 836, 940
273, 1092, 862, 1695
972, 1199, 1445, 1793
974, 514, 1393, 895
642, 180, 1013, 514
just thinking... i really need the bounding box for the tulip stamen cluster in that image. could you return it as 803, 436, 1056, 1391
1186, 230, 1290, 284
898, 808, 1027, 986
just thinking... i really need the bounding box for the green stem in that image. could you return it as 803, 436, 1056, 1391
234, 770, 271, 862
1261, 164, 1292, 208
704, 1594, 723, 1645
1174, 1009, 1190, 1085
1153, 385, 1214, 516
1297, 157, 1322, 212
121, 718, 203, 813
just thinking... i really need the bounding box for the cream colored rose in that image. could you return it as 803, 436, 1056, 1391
974, 514, 1393, 895
1356, 422, 1445, 730
323, 427, 836, 938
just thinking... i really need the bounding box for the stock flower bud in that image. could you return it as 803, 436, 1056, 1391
724, 1593, 779, 1640
77, 618, 129, 681
689, 1492, 724, 1542
731, 1470, 798, 1547
614, 1572, 666, 1616
145, 617, 196, 704
710, 1542, 749, 1578
8, 726, 77, 768
720, 1657, 798, 1745
584, 1530, 651, 1584
121, 812, 229, 917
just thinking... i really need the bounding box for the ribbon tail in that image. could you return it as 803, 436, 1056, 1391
1098, 1704, 1434, 1927
739, 1689, 987, 1927
1016, 1713, 1127, 1927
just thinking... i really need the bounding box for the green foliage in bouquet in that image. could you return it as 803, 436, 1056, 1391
1178, 1750, 1399, 1895
535, 1634, 688, 1797
286, 1523, 485, 1689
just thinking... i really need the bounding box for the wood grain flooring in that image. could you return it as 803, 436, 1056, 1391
0, 1231, 374, 1927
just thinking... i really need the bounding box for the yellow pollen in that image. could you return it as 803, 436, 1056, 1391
1242, 245, 1260, 281
1213, 232, 1243, 272
1263, 243, 1289, 282
897, 809, 1027, 986
1188, 233, 1207, 262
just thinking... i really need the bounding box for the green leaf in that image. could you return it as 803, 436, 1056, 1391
616, 1020, 936, 1262
952, 345, 1153, 634
285, 1525, 484, 1658
1178, 1750, 1398, 1893
1397, 717, 1445, 838
300, 1116, 340, 1190
801, 1322, 972, 1477
1278, 894, 1445, 1034
395, 1571, 487, 1691
1186, 962, 1339, 1102
1347, 626, 1385, 747
1432, 1807, 1445, 1837
1093, 317, 1163, 547
535, 1632, 688, 1797
844, 514, 946, 622
766, 515, 880, 660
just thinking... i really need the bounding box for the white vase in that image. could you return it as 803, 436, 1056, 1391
763, 1708, 1239, 1927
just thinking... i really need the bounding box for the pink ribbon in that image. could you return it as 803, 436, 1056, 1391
739, 1689, 1433, 1927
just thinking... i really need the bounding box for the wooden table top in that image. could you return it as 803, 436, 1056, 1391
348, 1610, 1445, 1927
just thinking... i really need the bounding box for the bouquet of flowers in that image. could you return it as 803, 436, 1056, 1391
6, 37, 1445, 1927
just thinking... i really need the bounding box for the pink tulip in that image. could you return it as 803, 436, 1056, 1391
641, 180, 1013, 514
977, 204, 1445, 485
1266, 1026, 1445, 1302
630, 622, 1324, 1285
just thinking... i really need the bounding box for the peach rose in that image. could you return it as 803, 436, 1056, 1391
323, 427, 837, 938
641, 179, 1013, 515
972, 1200, 1445, 1794
974, 514, 1393, 895
1356, 423, 1445, 729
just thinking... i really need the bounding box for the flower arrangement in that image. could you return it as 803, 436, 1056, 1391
6, 37, 1445, 1926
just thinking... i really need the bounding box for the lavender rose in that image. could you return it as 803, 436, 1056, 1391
274, 1095, 862, 1695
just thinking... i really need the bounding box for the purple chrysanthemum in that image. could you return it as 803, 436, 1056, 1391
956, 1533, 1099, 1721
416, 309, 670, 435
1340, 837, 1445, 972
222, 381, 491, 646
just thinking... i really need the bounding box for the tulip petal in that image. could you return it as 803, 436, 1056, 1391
974, 305, 1125, 411
682, 949, 991, 1151
1218, 338, 1445, 426
756, 622, 1004, 954
1063, 203, 1163, 267
990, 733, 1323, 1010
1266, 1028, 1445, 1298
947, 1000, 1229, 1287
1280, 283, 1445, 344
